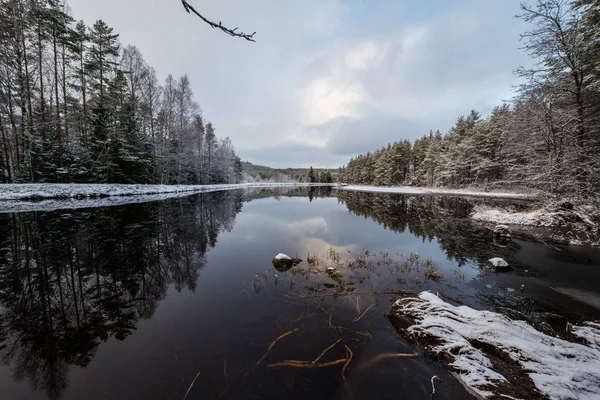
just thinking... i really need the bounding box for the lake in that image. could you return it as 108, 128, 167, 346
0, 187, 599, 400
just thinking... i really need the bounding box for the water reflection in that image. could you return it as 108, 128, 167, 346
336, 191, 526, 268
0, 191, 242, 399
0, 188, 595, 400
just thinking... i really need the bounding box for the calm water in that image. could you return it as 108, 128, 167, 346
0, 187, 599, 400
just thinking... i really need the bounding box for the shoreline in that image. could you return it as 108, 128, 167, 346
334, 184, 537, 200
0, 182, 333, 202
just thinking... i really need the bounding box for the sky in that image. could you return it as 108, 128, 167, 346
66, 0, 531, 168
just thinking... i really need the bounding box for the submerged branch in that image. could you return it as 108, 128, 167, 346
255, 328, 300, 366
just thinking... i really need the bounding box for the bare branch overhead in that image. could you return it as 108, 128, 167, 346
181, 0, 256, 42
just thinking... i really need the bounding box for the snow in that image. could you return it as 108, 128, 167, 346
571, 322, 600, 350
0, 182, 321, 201
392, 291, 600, 400
336, 185, 534, 199
275, 253, 292, 260
0, 183, 328, 213
471, 205, 555, 226
488, 257, 509, 268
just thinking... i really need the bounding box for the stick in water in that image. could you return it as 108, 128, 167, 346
256, 328, 300, 366
431, 375, 439, 398
352, 303, 374, 322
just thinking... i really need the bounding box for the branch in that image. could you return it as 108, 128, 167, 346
181, 0, 256, 42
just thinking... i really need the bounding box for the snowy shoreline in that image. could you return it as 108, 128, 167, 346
0, 183, 332, 213
0, 182, 332, 201
391, 291, 600, 399
334, 185, 536, 200
471, 203, 599, 247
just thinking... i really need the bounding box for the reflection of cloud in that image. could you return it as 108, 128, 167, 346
294, 237, 358, 259
287, 217, 328, 236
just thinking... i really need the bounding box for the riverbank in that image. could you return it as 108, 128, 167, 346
390, 291, 600, 399
472, 201, 600, 247
335, 185, 536, 200
0, 183, 333, 213
0, 182, 333, 201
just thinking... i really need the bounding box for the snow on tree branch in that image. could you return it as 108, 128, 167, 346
181, 0, 256, 42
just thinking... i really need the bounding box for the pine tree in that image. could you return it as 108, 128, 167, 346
308, 166, 316, 183
86, 20, 119, 105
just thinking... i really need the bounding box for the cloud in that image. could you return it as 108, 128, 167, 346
66, 0, 528, 168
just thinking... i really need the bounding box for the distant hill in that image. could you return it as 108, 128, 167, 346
241, 162, 339, 182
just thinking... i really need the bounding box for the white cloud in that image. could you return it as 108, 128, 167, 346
66, 0, 528, 168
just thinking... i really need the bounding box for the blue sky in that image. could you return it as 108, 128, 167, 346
67, 0, 531, 168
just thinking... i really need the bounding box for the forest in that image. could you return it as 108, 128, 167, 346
341, 0, 600, 198
0, 0, 243, 185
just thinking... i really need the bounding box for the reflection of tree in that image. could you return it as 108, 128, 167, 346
308, 186, 333, 202
336, 192, 523, 266
0, 191, 242, 399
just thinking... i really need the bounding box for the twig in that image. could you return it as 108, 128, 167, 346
317, 358, 348, 368
291, 313, 317, 322
352, 303, 374, 322
355, 297, 361, 316
355, 330, 372, 339
181, 0, 256, 42
267, 358, 348, 368
312, 338, 342, 366
431, 375, 439, 398
342, 345, 353, 380
182, 371, 202, 400
360, 352, 419, 370
328, 309, 347, 331
223, 358, 227, 384
255, 328, 300, 366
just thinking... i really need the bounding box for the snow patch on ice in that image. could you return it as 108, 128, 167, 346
392, 291, 600, 400
336, 185, 534, 199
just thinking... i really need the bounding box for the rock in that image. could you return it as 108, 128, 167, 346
488, 257, 511, 272
272, 253, 302, 272
493, 224, 511, 239
539, 312, 569, 334
559, 201, 574, 210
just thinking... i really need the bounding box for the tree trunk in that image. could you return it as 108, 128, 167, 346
61, 41, 68, 141
80, 41, 88, 146
38, 16, 45, 143
53, 27, 63, 168
22, 15, 33, 168
0, 116, 13, 182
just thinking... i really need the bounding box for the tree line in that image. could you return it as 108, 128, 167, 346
0, 0, 243, 185
341, 0, 600, 197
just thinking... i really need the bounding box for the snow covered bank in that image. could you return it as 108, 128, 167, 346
471, 204, 599, 247
0, 191, 202, 214
0, 183, 331, 213
471, 206, 555, 226
391, 292, 600, 399
471, 203, 598, 228
0, 183, 325, 201
335, 185, 534, 200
